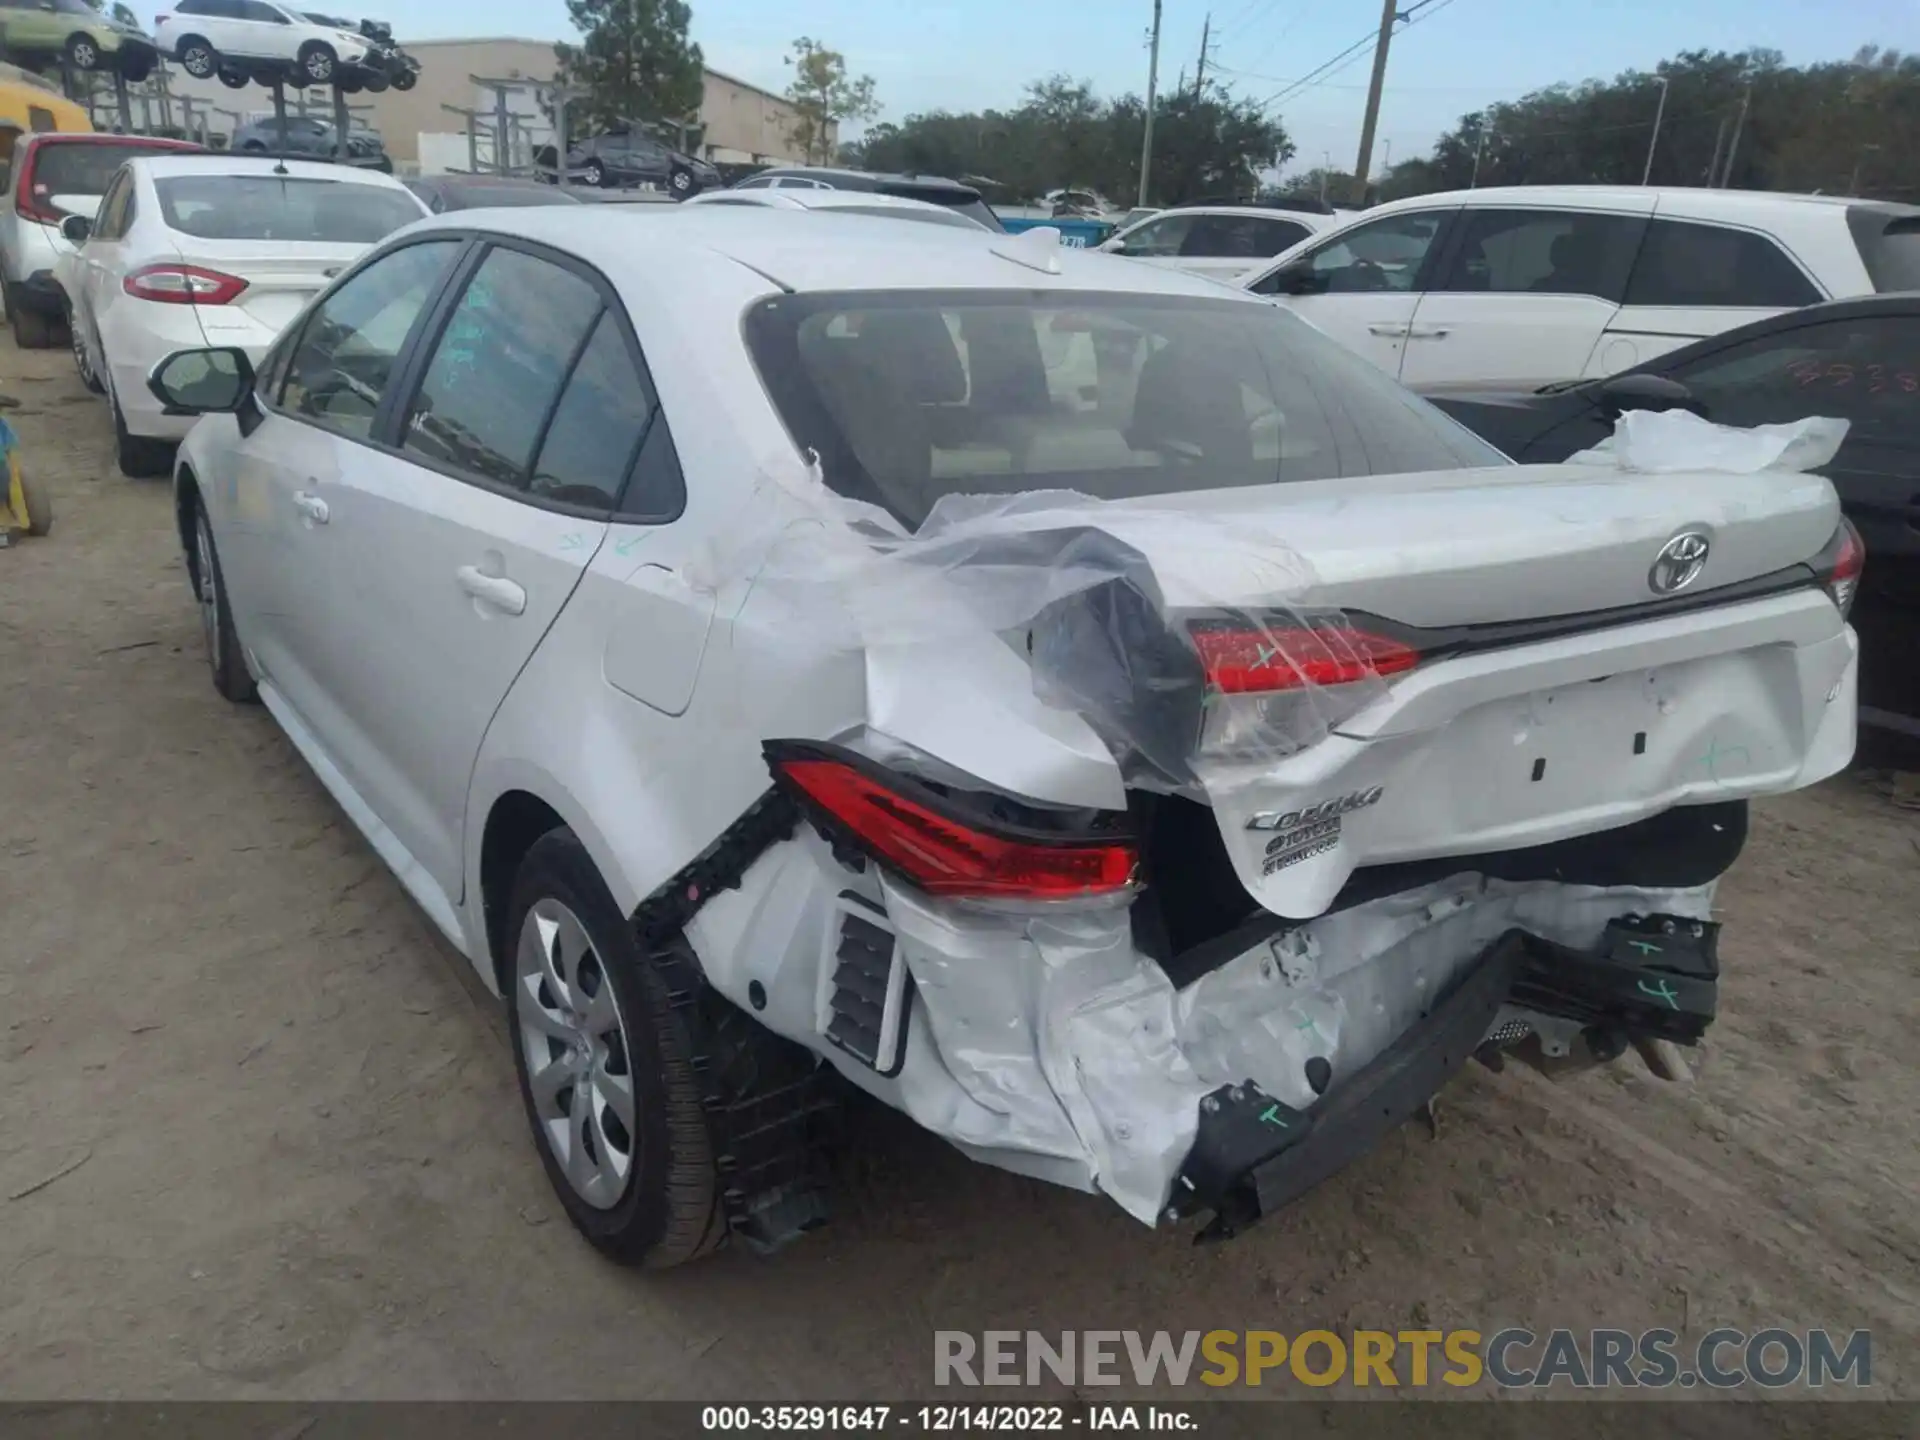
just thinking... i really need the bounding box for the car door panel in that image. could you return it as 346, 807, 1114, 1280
1401, 205, 1648, 390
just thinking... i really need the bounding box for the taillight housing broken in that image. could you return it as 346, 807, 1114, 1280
1812, 518, 1864, 617
765, 739, 1138, 901
1188, 616, 1420, 759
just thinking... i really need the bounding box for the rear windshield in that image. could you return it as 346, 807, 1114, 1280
744, 289, 1505, 527
875, 184, 1001, 233
156, 175, 423, 242
1848, 205, 1920, 292
28, 141, 181, 210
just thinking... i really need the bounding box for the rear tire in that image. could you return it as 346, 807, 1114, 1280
68, 303, 101, 393
505, 829, 725, 1268
583, 158, 606, 188
669, 166, 692, 196
65, 33, 102, 70
117, 47, 154, 81
9, 295, 54, 350
217, 64, 249, 89
391, 65, 415, 91
192, 501, 256, 703
175, 36, 217, 78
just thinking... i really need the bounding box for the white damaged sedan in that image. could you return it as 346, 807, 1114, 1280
153, 205, 1861, 1262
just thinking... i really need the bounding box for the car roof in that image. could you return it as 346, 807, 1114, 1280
1367, 184, 1906, 216
749, 165, 983, 198
1126, 204, 1329, 223
129, 153, 411, 188
403, 203, 1267, 300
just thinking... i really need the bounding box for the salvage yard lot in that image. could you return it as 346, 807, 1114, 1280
0, 340, 1916, 1405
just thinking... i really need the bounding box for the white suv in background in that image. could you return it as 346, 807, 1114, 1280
1242, 186, 1920, 391
1097, 204, 1335, 282
155, 0, 371, 85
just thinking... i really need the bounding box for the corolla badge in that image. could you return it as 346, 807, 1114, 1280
1649, 530, 1710, 595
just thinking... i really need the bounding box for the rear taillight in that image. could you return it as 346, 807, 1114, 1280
766, 741, 1137, 901
1812, 518, 1865, 617
123, 264, 248, 305
14, 155, 58, 226
1187, 622, 1421, 694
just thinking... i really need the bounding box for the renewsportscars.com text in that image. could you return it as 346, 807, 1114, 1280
934, 1328, 1871, 1390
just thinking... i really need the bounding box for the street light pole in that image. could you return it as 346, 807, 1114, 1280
1641, 75, 1669, 185
1137, 0, 1163, 208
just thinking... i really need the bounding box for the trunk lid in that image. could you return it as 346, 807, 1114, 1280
868, 463, 1853, 923
175, 240, 367, 339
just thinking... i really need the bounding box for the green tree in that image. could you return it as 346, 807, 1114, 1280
784, 37, 878, 166
555, 0, 704, 138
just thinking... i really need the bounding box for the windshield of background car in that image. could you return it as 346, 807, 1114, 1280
744, 289, 1507, 527
31, 142, 178, 207
157, 175, 423, 242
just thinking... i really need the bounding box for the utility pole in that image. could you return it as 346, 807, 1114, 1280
1640, 75, 1669, 185
1721, 82, 1751, 188
1705, 114, 1728, 186
1192, 12, 1210, 100
1470, 128, 1489, 187
1350, 0, 1400, 204
1136, 0, 1163, 208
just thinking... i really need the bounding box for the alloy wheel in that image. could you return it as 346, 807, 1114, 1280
515, 897, 637, 1210
72, 39, 99, 68
69, 313, 93, 387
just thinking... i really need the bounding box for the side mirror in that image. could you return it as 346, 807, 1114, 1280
1596, 373, 1705, 421
147, 347, 254, 415
60, 214, 91, 243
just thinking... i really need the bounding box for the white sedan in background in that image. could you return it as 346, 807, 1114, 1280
1097, 204, 1336, 283
683, 186, 994, 231
57, 153, 427, 476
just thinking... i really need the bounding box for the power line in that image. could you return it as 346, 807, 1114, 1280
1259, 0, 1458, 112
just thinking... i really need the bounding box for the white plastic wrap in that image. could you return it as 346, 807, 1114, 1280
1567, 409, 1849, 474
695, 462, 1393, 800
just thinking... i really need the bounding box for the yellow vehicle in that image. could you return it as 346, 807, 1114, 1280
0, 66, 90, 189
0, 414, 51, 543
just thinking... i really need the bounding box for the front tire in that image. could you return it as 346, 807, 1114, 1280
390, 65, 416, 91
583, 158, 606, 188
297, 40, 336, 85
9, 292, 55, 350
669, 166, 692, 195
217, 63, 250, 89
192, 502, 256, 703
175, 36, 217, 78
505, 829, 725, 1267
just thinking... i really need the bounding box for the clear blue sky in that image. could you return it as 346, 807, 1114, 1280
243, 0, 1920, 174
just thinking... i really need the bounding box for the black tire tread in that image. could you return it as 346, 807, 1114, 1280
194, 503, 257, 703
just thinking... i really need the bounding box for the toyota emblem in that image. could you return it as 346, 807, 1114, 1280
1649, 530, 1710, 595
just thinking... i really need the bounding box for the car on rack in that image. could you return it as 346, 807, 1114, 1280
1426, 291, 1920, 726
301, 12, 415, 89
57, 151, 425, 474
682, 186, 993, 231
0, 0, 160, 79
1, 130, 201, 349
148, 206, 1858, 1265
1241, 185, 1920, 391
544, 122, 719, 196
1097, 204, 1337, 283
230, 113, 391, 169
406, 173, 586, 213
154, 0, 374, 87
733, 165, 1004, 232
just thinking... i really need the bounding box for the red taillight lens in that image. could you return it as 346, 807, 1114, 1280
1187, 623, 1421, 694
14, 156, 57, 226
123, 264, 248, 305
1814, 518, 1865, 617
768, 748, 1137, 900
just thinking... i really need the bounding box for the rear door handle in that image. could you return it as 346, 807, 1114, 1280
1407, 326, 1451, 339
1367, 323, 1409, 337
456, 565, 527, 616
292, 490, 329, 525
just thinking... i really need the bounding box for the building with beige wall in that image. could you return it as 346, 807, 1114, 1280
161, 36, 831, 173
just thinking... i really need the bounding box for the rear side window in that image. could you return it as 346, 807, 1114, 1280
1435, 208, 1642, 301
401, 247, 605, 492
1667, 315, 1919, 440
155, 175, 422, 242
27, 142, 188, 212
531, 312, 674, 515
28, 107, 55, 134
1624, 219, 1822, 308
1847, 207, 1920, 293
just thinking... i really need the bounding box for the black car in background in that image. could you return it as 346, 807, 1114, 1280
542, 123, 718, 195
732, 165, 1004, 232
1429, 293, 1920, 730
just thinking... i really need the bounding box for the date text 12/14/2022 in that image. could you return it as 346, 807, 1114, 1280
700, 1407, 1197, 1432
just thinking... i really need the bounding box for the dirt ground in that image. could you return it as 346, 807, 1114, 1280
0, 337, 1916, 1408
